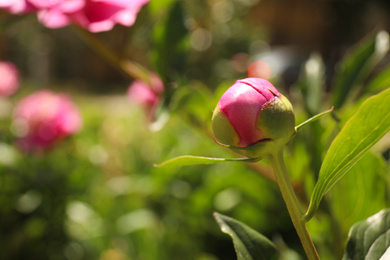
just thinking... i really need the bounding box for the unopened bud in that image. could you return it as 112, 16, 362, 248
212, 78, 295, 158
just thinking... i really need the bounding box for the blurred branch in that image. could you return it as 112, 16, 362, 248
73, 26, 151, 83
247, 162, 276, 183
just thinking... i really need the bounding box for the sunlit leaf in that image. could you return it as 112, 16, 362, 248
332, 31, 389, 108
154, 155, 259, 168
329, 152, 387, 236
342, 209, 390, 260
213, 212, 278, 260
304, 87, 390, 221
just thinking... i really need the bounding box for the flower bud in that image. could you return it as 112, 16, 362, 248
127, 73, 164, 121
212, 78, 295, 158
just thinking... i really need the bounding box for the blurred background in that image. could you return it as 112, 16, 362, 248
1, 0, 390, 259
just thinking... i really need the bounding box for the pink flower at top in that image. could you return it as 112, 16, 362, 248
127, 73, 164, 120
0, 61, 20, 97
0, 0, 149, 32
0, 0, 60, 14
37, 0, 150, 32
13, 90, 82, 152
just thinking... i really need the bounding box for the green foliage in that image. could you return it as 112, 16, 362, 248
305, 87, 390, 221
365, 64, 390, 94
152, 1, 189, 84
298, 53, 326, 115
1, 3, 390, 260
329, 152, 387, 237
332, 31, 389, 108
213, 212, 278, 260
343, 209, 390, 260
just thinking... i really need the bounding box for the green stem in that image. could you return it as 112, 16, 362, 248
267, 149, 320, 260
73, 26, 151, 83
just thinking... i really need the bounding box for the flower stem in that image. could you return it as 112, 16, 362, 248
266, 148, 320, 260
72, 26, 151, 83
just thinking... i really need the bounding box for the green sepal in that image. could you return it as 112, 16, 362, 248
258, 94, 295, 142
212, 105, 240, 147
295, 107, 334, 132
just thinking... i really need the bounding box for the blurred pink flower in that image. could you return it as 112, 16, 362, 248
0, 0, 36, 14
1, 0, 149, 32
0, 0, 60, 14
248, 60, 271, 80
13, 90, 82, 152
127, 73, 164, 120
0, 61, 20, 97
37, 0, 150, 32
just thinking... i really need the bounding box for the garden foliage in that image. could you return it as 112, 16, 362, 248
0, 1, 389, 259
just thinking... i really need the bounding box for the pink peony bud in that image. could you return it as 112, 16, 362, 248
127, 73, 164, 120
13, 90, 82, 152
212, 78, 295, 158
0, 61, 20, 97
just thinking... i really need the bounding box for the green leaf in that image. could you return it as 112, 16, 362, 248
154, 155, 259, 168
152, 1, 188, 83
148, 0, 176, 15
329, 152, 387, 236
213, 212, 278, 260
366, 64, 390, 94
332, 31, 389, 108
342, 209, 390, 260
298, 52, 326, 115
304, 87, 390, 221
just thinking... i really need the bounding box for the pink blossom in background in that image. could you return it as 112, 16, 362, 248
37, 0, 150, 32
247, 60, 271, 80
0, 61, 20, 97
127, 73, 164, 120
0, 0, 60, 14
0, 0, 36, 14
13, 90, 82, 152
0, 0, 149, 32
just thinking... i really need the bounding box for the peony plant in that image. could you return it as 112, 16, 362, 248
157, 72, 390, 259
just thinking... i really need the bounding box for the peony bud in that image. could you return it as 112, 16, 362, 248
127, 73, 164, 121
12, 90, 82, 152
212, 78, 295, 158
